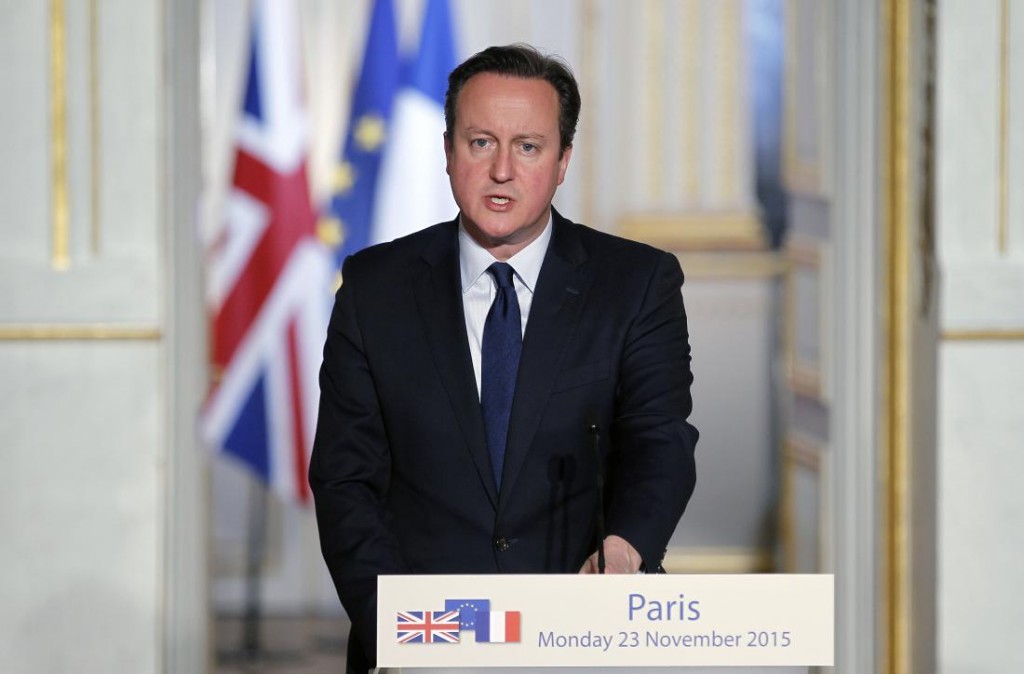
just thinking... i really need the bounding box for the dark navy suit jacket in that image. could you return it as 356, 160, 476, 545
309, 209, 698, 665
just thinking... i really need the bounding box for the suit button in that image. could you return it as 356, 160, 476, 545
495, 538, 511, 552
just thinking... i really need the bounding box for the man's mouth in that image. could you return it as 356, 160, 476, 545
489, 196, 511, 205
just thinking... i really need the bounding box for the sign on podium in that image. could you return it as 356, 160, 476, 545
376, 574, 833, 670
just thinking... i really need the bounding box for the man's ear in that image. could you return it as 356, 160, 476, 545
443, 132, 452, 175
557, 143, 573, 185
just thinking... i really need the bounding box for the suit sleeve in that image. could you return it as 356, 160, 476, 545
308, 255, 409, 658
606, 251, 698, 570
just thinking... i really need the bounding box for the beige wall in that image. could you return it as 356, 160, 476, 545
0, 1, 164, 672
0, 1, 206, 672
7, 0, 1024, 672
937, 1, 1024, 672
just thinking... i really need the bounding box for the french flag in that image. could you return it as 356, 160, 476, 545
371, 0, 458, 244
474, 610, 521, 643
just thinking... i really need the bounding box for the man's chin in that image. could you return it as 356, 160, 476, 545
464, 215, 547, 250
465, 221, 518, 245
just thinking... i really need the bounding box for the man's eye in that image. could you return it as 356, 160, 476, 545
521, 143, 536, 153
471, 138, 489, 148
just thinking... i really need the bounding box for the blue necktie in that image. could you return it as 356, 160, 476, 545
481, 262, 522, 486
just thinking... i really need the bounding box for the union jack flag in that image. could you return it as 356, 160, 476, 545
201, 0, 332, 504
396, 610, 461, 644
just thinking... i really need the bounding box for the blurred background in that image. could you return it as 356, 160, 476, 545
1, 1, 1022, 673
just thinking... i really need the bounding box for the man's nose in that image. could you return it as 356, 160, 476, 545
489, 146, 514, 182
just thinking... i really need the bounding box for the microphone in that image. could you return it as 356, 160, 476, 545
586, 414, 605, 574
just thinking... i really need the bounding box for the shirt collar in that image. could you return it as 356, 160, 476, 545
459, 211, 553, 293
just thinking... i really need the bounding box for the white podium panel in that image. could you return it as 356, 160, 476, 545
377, 574, 832, 669
378, 663, 806, 667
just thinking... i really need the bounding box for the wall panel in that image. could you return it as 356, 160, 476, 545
937, 1, 1024, 671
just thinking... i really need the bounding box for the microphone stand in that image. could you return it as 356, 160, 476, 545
588, 420, 605, 574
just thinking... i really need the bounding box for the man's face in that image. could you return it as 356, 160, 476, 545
445, 73, 572, 260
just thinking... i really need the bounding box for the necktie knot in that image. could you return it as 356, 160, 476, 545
487, 262, 516, 291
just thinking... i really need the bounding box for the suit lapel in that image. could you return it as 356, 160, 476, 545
413, 221, 499, 508
499, 211, 592, 508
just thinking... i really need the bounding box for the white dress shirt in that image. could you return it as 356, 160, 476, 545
459, 213, 553, 397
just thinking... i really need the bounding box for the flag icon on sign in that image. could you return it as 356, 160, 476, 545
396, 610, 460, 644
444, 598, 490, 630
474, 610, 521, 643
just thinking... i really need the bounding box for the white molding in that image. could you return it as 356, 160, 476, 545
163, 0, 210, 672
830, 0, 882, 672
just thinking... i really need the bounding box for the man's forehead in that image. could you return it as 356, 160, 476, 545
460, 73, 558, 99
455, 74, 560, 122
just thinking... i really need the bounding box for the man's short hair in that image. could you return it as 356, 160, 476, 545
444, 43, 581, 156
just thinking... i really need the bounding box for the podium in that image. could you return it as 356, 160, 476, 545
378, 662, 810, 673
375, 574, 832, 671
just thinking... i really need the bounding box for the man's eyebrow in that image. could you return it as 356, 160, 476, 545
514, 133, 548, 142
462, 126, 549, 141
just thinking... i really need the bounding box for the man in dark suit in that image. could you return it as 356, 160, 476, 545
310, 44, 698, 673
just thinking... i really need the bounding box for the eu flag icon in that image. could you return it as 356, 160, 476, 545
443, 598, 491, 630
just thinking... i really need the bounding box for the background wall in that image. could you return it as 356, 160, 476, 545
0, 1, 194, 672
4, 0, 1023, 672
937, 1, 1024, 671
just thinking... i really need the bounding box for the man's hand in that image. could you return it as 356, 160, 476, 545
579, 535, 643, 574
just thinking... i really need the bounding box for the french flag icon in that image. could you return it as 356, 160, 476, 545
474, 610, 521, 643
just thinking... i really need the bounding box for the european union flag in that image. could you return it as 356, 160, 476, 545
322, 0, 399, 268
444, 598, 490, 630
